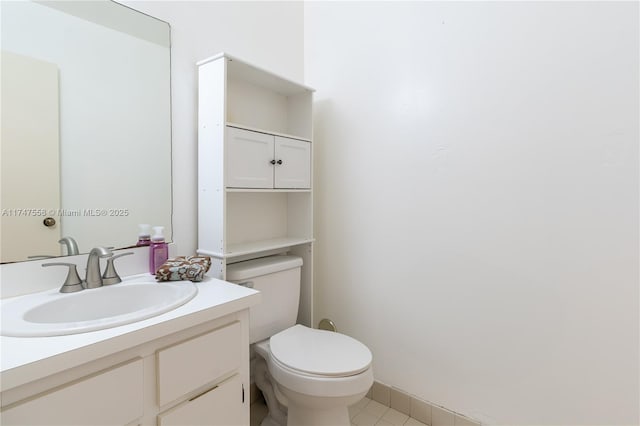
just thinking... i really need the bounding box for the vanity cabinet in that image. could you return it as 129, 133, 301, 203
0, 310, 250, 426
197, 52, 315, 326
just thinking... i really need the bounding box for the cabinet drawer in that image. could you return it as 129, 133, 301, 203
157, 374, 243, 426
157, 321, 241, 406
1, 358, 143, 426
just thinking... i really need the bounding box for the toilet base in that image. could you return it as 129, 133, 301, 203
253, 338, 372, 426
277, 382, 362, 426
254, 354, 359, 426
260, 414, 283, 426
255, 355, 288, 426
287, 405, 350, 426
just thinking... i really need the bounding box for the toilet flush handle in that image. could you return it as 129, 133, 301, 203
237, 281, 254, 288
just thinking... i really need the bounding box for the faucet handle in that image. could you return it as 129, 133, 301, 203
42, 262, 84, 293
102, 252, 134, 286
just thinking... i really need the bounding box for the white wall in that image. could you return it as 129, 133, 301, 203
121, 1, 304, 257
305, 2, 639, 425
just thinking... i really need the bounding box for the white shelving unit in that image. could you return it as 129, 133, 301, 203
197, 53, 314, 326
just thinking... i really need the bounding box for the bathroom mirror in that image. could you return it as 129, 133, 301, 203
1, 0, 172, 263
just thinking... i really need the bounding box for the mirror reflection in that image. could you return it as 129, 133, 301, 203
1, 0, 172, 263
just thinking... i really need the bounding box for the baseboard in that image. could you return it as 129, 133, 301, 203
366, 380, 482, 426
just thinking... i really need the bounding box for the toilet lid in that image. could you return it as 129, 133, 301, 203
269, 325, 372, 377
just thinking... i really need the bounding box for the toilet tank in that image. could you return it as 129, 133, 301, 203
226, 255, 303, 344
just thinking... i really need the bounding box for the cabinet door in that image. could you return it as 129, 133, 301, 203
226, 127, 274, 188
157, 374, 244, 426
274, 136, 311, 189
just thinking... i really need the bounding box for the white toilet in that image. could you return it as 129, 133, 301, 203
226, 255, 373, 426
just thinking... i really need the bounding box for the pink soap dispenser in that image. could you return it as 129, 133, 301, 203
149, 226, 168, 275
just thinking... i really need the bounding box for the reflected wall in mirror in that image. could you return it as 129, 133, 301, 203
1, 0, 172, 263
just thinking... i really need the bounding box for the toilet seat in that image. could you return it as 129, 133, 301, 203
269, 325, 372, 377
254, 325, 374, 399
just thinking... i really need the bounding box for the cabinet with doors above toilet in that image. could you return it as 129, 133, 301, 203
197, 52, 315, 327
226, 126, 310, 190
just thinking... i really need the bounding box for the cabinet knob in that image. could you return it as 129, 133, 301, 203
270, 159, 276, 165
277, 159, 283, 165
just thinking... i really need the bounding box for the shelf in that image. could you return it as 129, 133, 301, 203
226, 123, 311, 143
197, 52, 314, 95
198, 238, 314, 260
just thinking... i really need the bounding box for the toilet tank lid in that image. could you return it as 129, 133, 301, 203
226, 255, 303, 281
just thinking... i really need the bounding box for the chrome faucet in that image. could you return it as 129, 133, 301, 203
84, 247, 113, 289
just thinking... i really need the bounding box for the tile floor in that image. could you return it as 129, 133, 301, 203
250, 397, 428, 426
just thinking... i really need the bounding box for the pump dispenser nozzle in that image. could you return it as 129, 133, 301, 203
137, 224, 151, 246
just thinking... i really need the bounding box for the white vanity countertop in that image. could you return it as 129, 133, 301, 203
0, 274, 260, 392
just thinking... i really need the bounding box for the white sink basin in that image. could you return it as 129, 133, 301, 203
1, 277, 198, 337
